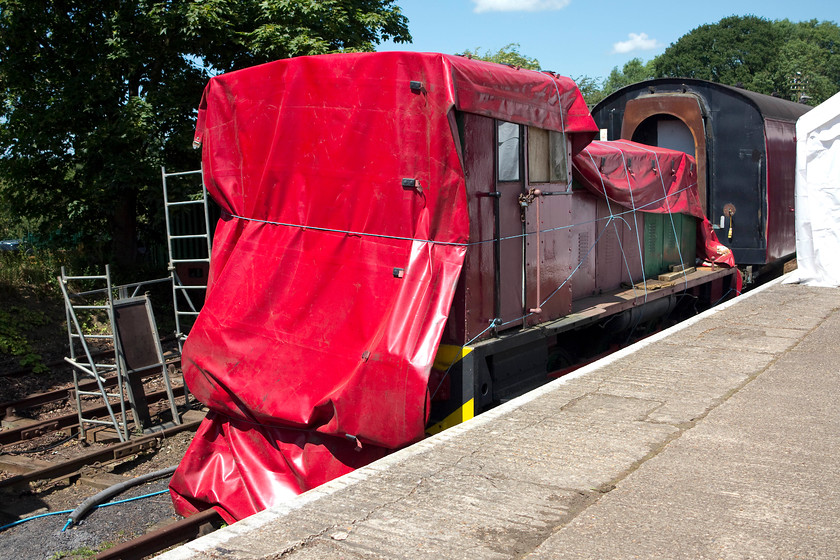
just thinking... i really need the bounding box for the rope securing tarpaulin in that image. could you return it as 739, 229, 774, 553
572, 140, 737, 269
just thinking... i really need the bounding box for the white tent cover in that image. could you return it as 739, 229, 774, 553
786, 91, 840, 286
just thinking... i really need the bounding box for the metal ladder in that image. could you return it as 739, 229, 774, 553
59, 265, 131, 442
161, 166, 212, 354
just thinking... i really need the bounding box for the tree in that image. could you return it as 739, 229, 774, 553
653, 15, 780, 90
459, 43, 541, 70
601, 58, 655, 98
773, 19, 840, 104
573, 75, 606, 107
0, 1, 410, 268
653, 16, 840, 104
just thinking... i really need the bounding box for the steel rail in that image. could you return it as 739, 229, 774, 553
95, 508, 223, 560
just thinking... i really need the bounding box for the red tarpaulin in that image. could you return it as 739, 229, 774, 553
169, 52, 597, 522
572, 139, 737, 269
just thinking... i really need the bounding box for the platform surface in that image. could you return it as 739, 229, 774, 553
158, 278, 840, 559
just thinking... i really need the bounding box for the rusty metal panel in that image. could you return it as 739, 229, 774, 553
524, 193, 572, 327
594, 198, 626, 293
569, 191, 597, 299
113, 296, 164, 429
113, 297, 163, 373
618, 95, 708, 216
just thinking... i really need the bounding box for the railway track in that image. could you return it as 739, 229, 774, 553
1, 358, 179, 421
1, 350, 183, 444
1, 414, 212, 559
1, 385, 189, 447
0, 418, 202, 491
0, 367, 211, 560
0, 347, 222, 559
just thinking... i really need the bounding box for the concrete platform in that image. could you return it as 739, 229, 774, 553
158, 278, 840, 559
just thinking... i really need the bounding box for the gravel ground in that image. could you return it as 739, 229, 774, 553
2, 478, 176, 560
1, 270, 201, 557
0, 431, 197, 559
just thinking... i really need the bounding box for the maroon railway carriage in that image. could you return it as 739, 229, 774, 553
592, 78, 811, 282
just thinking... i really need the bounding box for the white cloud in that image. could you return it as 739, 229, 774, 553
611, 32, 661, 54
472, 0, 572, 13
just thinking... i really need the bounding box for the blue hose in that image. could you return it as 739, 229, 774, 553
1, 487, 172, 532
97, 488, 169, 508
58, 490, 171, 532
0, 509, 74, 531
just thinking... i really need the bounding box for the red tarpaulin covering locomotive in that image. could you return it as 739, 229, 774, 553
169, 52, 739, 522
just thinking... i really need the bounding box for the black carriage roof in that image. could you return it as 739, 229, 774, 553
599, 78, 812, 123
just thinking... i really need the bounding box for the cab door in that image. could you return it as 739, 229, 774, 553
495, 120, 526, 329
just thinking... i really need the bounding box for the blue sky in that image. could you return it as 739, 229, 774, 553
378, 0, 839, 82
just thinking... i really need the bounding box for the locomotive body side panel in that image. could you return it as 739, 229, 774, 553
593, 197, 645, 292
705, 90, 767, 265
525, 192, 574, 325
447, 112, 495, 346
568, 192, 597, 300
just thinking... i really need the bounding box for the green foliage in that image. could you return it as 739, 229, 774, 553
653, 15, 779, 87
460, 43, 541, 70
773, 19, 840, 105
0, 0, 411, 270
572, 75, 604, 106
1, 247, 60, 292
653, 16, 840, 104
76, 296, 111, 336
602, 58, 656, 98
0, 304, 51, 373
574, 58, 657, 107
49, 547, 99, 559
0, 242, 104, 374
574, 16, 840, 106
552, 17, 839, 107
177, 0, 411, 72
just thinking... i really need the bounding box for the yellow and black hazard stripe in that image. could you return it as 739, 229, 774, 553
426, 344, 475, 436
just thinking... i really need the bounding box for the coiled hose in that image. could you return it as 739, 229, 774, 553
62, 465, 177, 531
